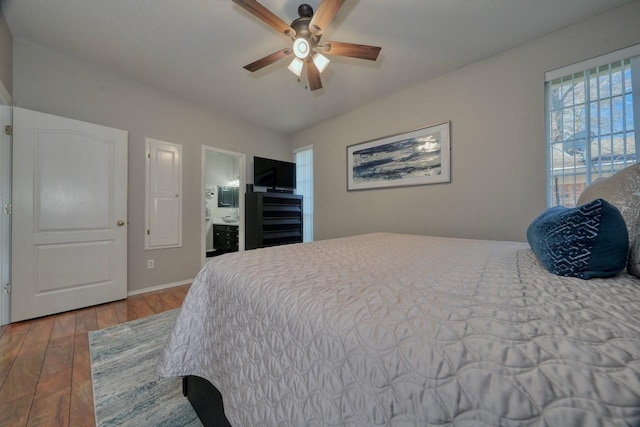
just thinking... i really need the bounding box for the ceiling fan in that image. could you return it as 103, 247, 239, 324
232, 0, 382, 91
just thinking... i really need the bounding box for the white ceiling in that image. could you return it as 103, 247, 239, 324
1, 0, 633, 134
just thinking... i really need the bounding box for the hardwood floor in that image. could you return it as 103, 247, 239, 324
0, 284, 190, 427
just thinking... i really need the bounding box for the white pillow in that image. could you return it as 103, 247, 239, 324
578, 163, 640, 278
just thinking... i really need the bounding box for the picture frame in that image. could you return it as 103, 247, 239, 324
347, 121, 451, 191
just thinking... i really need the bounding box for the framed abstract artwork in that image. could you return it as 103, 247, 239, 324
347, 121, 451, 190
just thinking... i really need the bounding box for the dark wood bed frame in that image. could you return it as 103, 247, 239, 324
182, 375, 231, 426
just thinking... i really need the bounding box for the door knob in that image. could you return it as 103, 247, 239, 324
117, 220, 126, 227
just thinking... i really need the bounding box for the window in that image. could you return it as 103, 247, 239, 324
295, 146, 313, 242
546, 46, 640, 207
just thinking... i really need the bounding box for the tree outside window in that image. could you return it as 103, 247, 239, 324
547, 57, 638, 207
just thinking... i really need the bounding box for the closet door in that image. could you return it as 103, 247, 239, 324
11, 108, 128, 322
145, 138, 182, 249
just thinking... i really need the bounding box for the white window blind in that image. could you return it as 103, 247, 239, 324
295, 146, 313, 242
546, 50, 640, 207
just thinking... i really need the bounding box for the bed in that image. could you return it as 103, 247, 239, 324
158, 229, 640, 426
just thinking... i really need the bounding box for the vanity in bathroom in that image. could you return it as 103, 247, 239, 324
207, 186, 240, 256
206, 216, 239, 257
212, 223, 238, 254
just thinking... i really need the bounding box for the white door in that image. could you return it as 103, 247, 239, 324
0, 106, 11, 325
145, 138, 182, 249
11, 108, 128, 322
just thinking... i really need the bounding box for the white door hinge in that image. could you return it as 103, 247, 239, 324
4, 125, 11, 136
3, 283, 10, 294
147, 229, 150, 235
3, 203, 11, 215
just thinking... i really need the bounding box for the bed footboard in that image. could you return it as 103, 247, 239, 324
182, 375, 231, 426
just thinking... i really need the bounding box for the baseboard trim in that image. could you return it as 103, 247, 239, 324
127, 279, 193, 297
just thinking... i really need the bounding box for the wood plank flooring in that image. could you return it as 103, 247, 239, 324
0, 284, 190, 427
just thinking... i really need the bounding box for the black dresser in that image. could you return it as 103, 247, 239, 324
245, 192, 303, 250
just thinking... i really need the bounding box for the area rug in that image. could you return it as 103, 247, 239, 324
89, 309, 201, 427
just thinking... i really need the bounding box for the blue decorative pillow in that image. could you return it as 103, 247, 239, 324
527, 199, 629, 279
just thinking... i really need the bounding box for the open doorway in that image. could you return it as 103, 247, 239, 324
201, 146, 246, 266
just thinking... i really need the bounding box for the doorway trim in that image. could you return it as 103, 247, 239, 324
0, 81, 12, 325
201, 145, 246, 267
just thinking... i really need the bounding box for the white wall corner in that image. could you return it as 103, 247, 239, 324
0, 80, 12, 106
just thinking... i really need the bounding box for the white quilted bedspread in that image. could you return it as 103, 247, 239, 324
157, 233, 640, 426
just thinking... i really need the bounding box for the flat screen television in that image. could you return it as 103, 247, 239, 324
253, 156, 296, 190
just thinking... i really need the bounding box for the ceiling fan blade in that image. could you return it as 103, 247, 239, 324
322, 41, 381, 61
232, 0, 296, 37
306, 59, 322, 91
243, 48, 293, 72
309, 0, 345, 35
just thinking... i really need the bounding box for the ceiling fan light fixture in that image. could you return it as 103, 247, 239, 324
313, 52, 330, 73
234, 0, 381, 91
288, 57, 304, 77
293, 37, 311, 59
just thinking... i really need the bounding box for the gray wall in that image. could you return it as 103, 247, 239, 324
292, 1, 640, 243
0, 7, 12, 96
13, 39, 290, 292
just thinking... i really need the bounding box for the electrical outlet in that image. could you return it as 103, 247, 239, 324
147, 259, 155, 269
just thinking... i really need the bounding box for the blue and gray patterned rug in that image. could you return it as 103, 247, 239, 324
89, 309, 201, 427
